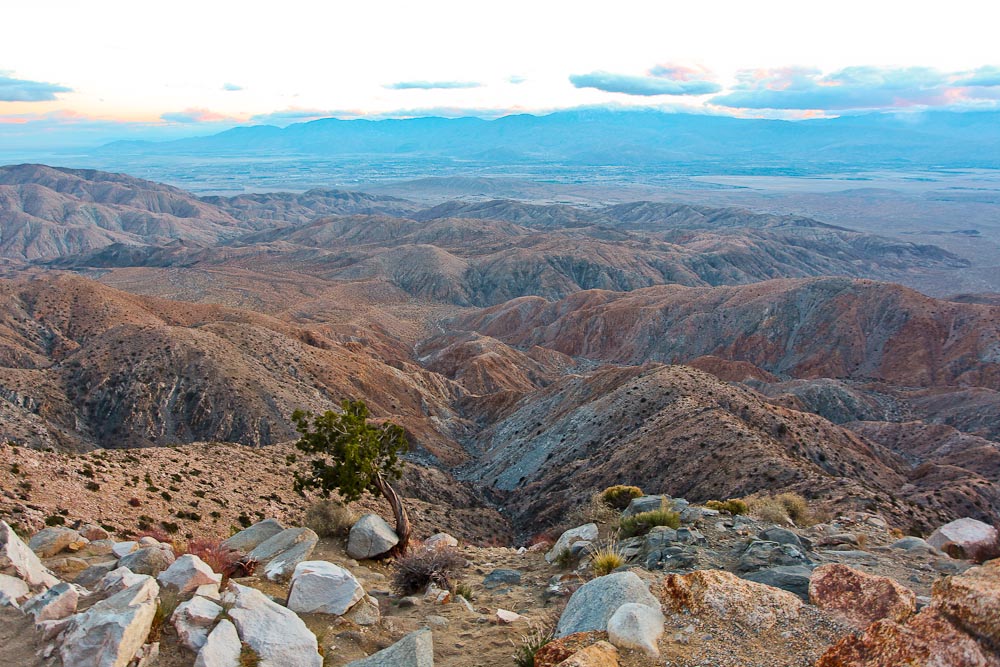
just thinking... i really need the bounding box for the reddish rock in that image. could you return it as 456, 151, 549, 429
534, 631, 607, 667
931, 559, 1000, 647
656, 569, 801, 631
815, 608, 1000, 667
809, 564, 916, 630
557, 641, 618, 667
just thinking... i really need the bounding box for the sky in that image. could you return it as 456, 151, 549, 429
2, 0, 1000, 148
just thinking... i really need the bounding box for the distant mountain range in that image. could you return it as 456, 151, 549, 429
98, 108, 1000, 171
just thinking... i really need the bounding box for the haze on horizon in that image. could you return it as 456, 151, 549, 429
2, 0, 1000, 149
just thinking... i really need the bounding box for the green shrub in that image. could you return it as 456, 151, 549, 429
705, 499, 749, 515
618, 508, 680, 538
453, 581, 474, 600
599, 485, 643, 510
553, 547, 575, 570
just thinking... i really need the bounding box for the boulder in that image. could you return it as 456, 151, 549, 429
658, 569, 802, 632
424, 533, 458, 548
0, 572, 29, 605
555, 571, 660, 637
738, 540, 810, 572
83, 539, 116, 557
0, 520, 59, 590
546, 524, 599, 564
287, 561, 365, 615
98, 566, 150, 594
558, 641, 620, 667
221, 518, 285, 554
743, 565, 814, 601
196, 583, 222, 600
119, 545, 176, 576
534, 631, 609, 667
890, 536, 936, 554
28, 527, 87, 558
112, 541, 139, 558
347, 514, 399, 560
928, 518, 1000, 561
809, 563, 916, 629
931, 559, 1000, 646
644, 545, 699, 571
606, 602, 664, 657
22, 581, 78, 621
158, 554, 222, 593
195, 619, 242, 667
80, 524, 111, 541
172, 595, 223, 652
263, 539, 317, 583
483, 568, 522, 589
622, 496, 669, 518
75, 561, 120, 588
344, 627, 433, 667
758, 527, 808, 550
222, 582, 322, 667
248, 527, 318, 564
343, 594, 381, 626
58, 577, 160, 667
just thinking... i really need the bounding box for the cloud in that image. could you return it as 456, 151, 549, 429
712, 66, 1000, 111
222, 82, 243, 92
160, 108, 240, 123
507, 75, 527, 85
569, 67, 721, 96
384, 80, 483, 90
0, 71, 72, 102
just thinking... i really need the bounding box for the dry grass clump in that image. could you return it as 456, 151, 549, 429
589, 541, 626, 576
511, 621, 555, 667
149, 590, 181, 642
746, 492, 814, 526
599, 485, 644, 510
391, 543, 465, 595
564, 493, 620, 528
618, 508, 680, 538
303, 499, 355, 538
705, 499, 749, 515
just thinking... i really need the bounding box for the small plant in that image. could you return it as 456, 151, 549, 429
45, 515, 66, 526
237, 513, 252, 528
600, 485, 643, 510
390, 544, 465, 595
553, 547, 575, 570
453, 581, 474, 600
618, 508, 680, 538
239, 644, 261, 667
183, 538, 240, 574
303, 499, 355, 538
128, 497, 142, 507
85, 481, 101, 492
589, 541, 626, 576
511, 623, 554, 667
705, 499, 749, 515
149, 590, 181, 642
161, 491, 172, 502
746, 492, 814, 526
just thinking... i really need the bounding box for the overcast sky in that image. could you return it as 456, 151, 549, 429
2, 0, 1000, 147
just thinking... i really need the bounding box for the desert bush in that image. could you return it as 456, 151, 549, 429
149, 590, 181, 642
553, 547, 576, 570
239, 644, 261, 667
705, 499, 749, 515
618, 508, 680, 538
44, 515, 65, 526
589, 541, 625, 576
746, 492, 814, 526
511, 623, 554, 667
566, 493, 620, 528
453, 581, 474, 600
390, 544, 465, 595
304, 499, 355, 538
599, 485, 643, 510
183, 538, 239, 574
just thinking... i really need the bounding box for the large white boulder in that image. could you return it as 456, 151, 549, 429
158, 554, 222, 593
22, 581, 78, 622
928, 518, 999, 559
345, 627, 433, 667
195, 619, 242, 667
263, 540, 317, 583
172, 595, 223, 651
222, 582, 322, 667
347, 514, 399, 560
287, 560, 365, 615
98, 566, 150, 594
221, 518, 285, 553
0, 520, 59, 590
58, 577, 160, 667
545, 523, 599, 564
607, 602, 665, 657
0, 572, 29, 606
555, 570, 660, 637
119, 545, 176, 576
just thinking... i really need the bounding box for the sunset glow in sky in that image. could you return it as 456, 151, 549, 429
3, 0, 1000, 147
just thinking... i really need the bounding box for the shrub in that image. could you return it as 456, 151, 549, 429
149, 590, 181, 642
304, 499, 355, 538
618, 508, 680, 538
746, 492, 814, 526
705, 499, 749, 515
45, 515, 65, 526
589, 542, 626, 576
511, 623, 554, 667
128, 497, 142, 507
85, 481, 101, 492
566, 493, 619, 527
183, 538, 239, 574
599, 485, 643, 510
453, 581, 474, 600
390, 544, 465, 595
553, 547, 575, 570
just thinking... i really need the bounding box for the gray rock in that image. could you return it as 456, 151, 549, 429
674, 527, 707, 546
75, 561, 119, 588
59, 577, 160, 667
223, 582, 322, 667
221, 518, 285, 554
28, 527, 87, 558
738, 540, 811, 573
645, 546, 699, 571
343, 594, 381, 626
555, 571, 660, 637
891, 536, 936, 553
345, 627, 433, 667
483, 569, 522, 589
0, 520, 59, 590
158, 554, 222, 593
287, 561, 365, 615
545, 523, 598, 563
607, 602, 665, 658
119, 545, 176, 576
347, 514, 399, 560
743, 565, 814, 601
263, 539, 318, 583
623, 496, 670, 517
22, 581, 78, 621
111, 541, 138, 558
759, 528, 809, 550
643, 527, 678, 551
171, 595, 222, 651
195, 619, 241, 667
248, 527, 318, 564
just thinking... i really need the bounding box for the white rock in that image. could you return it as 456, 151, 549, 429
263, 539, 316, 583
0, 572, 29, 604
0, 520, 59, 590
28, 527, 87, 558
98, 567, 150, 594
112, 541, 139, 558
247, 527, 318, 564
425, 533, 459, 548
607, 602, 665, 658
343, 594, 381, 626
347, 514, 399, 560
344, 627, 433, 667
223, 582, 322, 667
287, 560, 365, 615
928, 518, 999, 558
496, 608, 524, 623
555, 571, 660, 637
221, 518, 285, 553
195, 619, 242, 667
158, 554, 222, 593
545, 523, 599, 563
58, 577, 159, 667
22, 581, 78, 622
172, 595, 223, 652
138, 536, 160, 547
195, 583, 221, 600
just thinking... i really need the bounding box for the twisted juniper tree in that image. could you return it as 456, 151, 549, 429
292, 400, 411, 556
